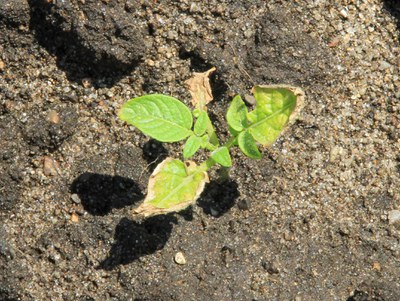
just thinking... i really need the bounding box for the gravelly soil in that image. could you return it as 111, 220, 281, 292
1, 1, 400, 300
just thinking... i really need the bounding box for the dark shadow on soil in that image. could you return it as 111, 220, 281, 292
70, 173, 143, 216
346, 290, 369, 301
28, 0, 143, 87
98, 216, 176, 270
383, 1, 400, 40
346, 280, 400, 301
198, 179, 239, 217
142, 139, 168, 172
179, 47, 213, 72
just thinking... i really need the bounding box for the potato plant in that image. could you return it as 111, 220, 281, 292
119, 70, 304, 217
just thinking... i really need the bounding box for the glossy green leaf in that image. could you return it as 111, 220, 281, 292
238, 131, 261, 159
211, 146, 232, 167
194, 111, 209, 136
183, 135, 202, 159
247, 86, 304, 146
119, 94, 193, 142
226, 95, 248, 132
133, 158, 209, 217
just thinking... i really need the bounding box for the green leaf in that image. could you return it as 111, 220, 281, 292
208, 131, 220, 147
226, 95, 248, 132
211, 147, 232, 167
183, 135, 202, 159
247, 85, 304, 146
238, 131, 261, 159
133, 158, 209, 217
194, 111, 209, 136
192, 108, 201, 118
199, 135, 211, 148
119, 94, 193, 142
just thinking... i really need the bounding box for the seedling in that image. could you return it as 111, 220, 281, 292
119, 68, 304, 217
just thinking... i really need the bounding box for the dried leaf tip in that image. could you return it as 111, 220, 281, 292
132, 157, 209, 218
185, 67, 216, 111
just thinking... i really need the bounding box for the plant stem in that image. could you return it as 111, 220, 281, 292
206, 119, 219, 146
198, 157, 216, 172
223, 135, 237, 149
198, 134, 238, 172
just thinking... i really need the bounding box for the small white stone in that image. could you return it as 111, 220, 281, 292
379, 61, 391, 71
339, 8, 348, 19
174, 252, 186, 265
388, 210, 400, 225
71, 194, 81, 204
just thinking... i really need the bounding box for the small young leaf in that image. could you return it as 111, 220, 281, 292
247, 85, 304, 146
238, 131, 261, 159
226, 95, 248, 132
192, 108, 201, 118
211, 146, 232, 167
183, 135, 202, 159
199, 135, 210, 148
119, 94, 193, 142
194, 111, 209, 136
133, 158, 209, 217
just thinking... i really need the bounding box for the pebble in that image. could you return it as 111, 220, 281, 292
82, 78, 92, 88
379, 61, 391, 71
329, 146, 345, 162
237, 199, 251, 211
70, 213, 79, 223
262, 260, 279, 274
146, 59, 155, 67
174, 252, 186, 265
244, 29, 253, 39
244, 94, 256, 105
43, 156, 58, 176
388, 210, 400, 225
210, 208, 219, 217
71, 194, 81, 204
48, 110, 60, 124
339, 8, 348, 19
372, 261, 381, 271
0, 59, 5, 71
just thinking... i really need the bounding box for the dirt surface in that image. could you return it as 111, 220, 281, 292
1, 0, 400, 300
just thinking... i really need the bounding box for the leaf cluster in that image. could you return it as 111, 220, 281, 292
119, 73, 304, 217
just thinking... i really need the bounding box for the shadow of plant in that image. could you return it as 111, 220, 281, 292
198, 179, 239, 217
70, 173, 143, 216
142, 139, 169, 172
98, 216, 176, 270
28, 0, 144, 86
383, 1, 400, 39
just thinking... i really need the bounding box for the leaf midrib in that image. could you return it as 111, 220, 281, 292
151, 169, 204, 208
129, 108, 192, 134
247, 101, 294, 130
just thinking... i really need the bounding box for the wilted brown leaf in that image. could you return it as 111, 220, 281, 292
185, 67, 216, 110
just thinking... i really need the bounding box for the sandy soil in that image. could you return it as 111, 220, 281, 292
1, 1, 400, 300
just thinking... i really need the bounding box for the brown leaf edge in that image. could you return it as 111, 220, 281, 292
132, 158, 209, 218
